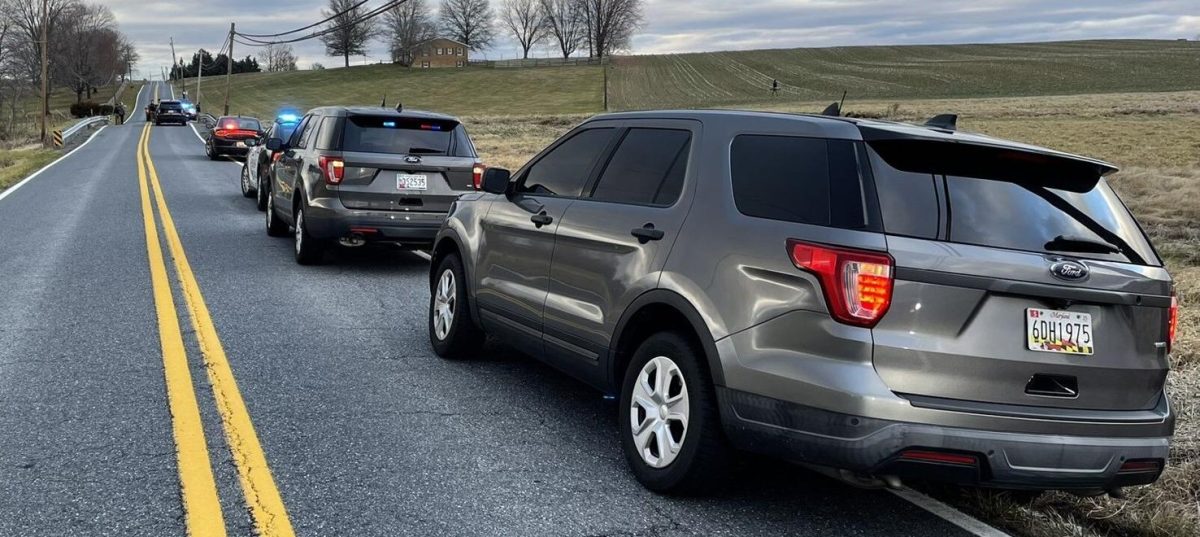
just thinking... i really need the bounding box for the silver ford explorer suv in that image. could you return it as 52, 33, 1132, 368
427, 110, 1178, 496
265, 106, 484, 264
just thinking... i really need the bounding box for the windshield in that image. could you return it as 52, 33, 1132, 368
342, 115, 457, 155
159, 102, 182, 111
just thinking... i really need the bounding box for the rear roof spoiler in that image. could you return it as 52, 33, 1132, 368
857, 124, 1117, 178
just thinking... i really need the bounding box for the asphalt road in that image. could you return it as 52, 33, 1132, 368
0, 82, 975, 537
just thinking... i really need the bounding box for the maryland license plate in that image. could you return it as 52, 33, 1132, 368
1026, 308, 1094, 355
397, 174, 427, 190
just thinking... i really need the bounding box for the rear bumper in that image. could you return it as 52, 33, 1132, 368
211, 139, 250, 155
719, 388, 1169, 490
303, 196, 443, 246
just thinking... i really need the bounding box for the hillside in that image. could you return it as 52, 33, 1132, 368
177, 39, 1200, 120
181, 63, 603, 121
609, 39, 1200, 109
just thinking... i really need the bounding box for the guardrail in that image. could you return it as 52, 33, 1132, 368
53, 116, 109, 149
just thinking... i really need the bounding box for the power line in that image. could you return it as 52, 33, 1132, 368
234, 0, 405, 46
236, 0, 372, 38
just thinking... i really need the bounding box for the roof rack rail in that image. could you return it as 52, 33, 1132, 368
924, 114, 957, 131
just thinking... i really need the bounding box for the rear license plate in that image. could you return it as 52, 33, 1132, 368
1026, 308, 1094, 355
397, 174, 427, 190
235, 141, 246, 148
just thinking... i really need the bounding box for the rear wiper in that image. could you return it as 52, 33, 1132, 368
408, 147, 446, 155
1044, 235, 1121, 255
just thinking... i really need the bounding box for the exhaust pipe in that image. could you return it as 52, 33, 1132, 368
801, 463, 903, 490
339, 234, 366, 247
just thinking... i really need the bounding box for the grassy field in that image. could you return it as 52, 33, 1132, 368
177, 63, 603, 121
609, 39, 1200, 110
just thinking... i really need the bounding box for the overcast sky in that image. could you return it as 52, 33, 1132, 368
107, 0, 1200, 78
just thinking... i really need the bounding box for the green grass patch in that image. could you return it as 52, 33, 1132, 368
0, 148, 60, 192
180, 63, 604, 121
609, 39, 1200, 110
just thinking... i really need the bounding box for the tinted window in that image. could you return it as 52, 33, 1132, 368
297, 117, 318, 149
947, 177, 1157, 265
342, 116, 456, 155
288, 116, 311, 147
590, 128, 691, 206
275, 122, 298, 142
731, 135, 869, 228
520, 128, 614, 197
315, 117, 338, 150
159, 102, 182, 111
869, 148, 940, 239
218, 117, 260, 131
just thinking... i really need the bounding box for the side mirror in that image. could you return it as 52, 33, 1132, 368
265, 138, 284, 151
481, 167, 511, 195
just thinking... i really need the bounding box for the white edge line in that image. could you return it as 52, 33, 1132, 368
889, 488, 1011, 537
125, 83, 146, 125
0, 126, 109, 205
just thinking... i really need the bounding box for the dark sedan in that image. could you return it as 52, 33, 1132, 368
154, 101, 188, 126
206, 116, 264, 160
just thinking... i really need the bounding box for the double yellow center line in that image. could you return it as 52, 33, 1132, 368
137, 118, 295, 536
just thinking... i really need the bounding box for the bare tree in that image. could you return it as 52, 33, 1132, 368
117, 36, 139, 81
257, 43, 298, 72
383, 0, 434, 66
439, 0, 495, 51
539, 0, 583, 59
320, 0, 377, 68
56, 3, 119, 102
577, 0, 641, 59
499, 0, 546, 59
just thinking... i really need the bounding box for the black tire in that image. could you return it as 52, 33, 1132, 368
255, 171, 269, 211
619, 331, 732, 494
206, 142, 218, 160
240, 165, 254, 198
265, 187, 288, 237
428, 254, 484, 358
292, 199, 325, 265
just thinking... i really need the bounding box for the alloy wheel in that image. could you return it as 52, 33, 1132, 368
432, 269, 456, 341
294, 208, 304, 254
629, 356, 690, 468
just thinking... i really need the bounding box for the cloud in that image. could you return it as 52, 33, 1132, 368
107, 0, 1199, 78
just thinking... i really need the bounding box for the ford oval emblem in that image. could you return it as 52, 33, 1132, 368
404, 156, 422, 164
1050, 260, 1089, 282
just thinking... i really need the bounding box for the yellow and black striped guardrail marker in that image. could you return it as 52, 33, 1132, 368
52, 130, 63, 148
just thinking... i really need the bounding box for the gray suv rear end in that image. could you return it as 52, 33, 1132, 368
265, 106, 483, 264
428, 110, 1177, 495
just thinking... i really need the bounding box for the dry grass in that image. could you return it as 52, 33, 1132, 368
459, 89, 1199, 537
0, 147, 60, 192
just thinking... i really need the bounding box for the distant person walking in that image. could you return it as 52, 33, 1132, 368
115, 102, 126, 124
771, 79, 779, 97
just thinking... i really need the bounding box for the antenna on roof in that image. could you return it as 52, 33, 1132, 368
396, 102, 403, 112
820, 102, 841, 117
924, 114, 958, 131
380, 94, 386, 107
838, 91, 847, 114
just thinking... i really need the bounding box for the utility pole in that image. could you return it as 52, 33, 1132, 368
38, 0, 49, 146
196, 50, 202, 112
223, 22, 234, 115
169, 36, 177, 88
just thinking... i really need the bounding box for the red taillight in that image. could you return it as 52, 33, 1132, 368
472, 163, 486, 190
1167, 291, 1178, 353
213, 129, 227, 138
318, 156, 344, 185
1118, 459, 1162, 474
788, 240, 894, 328
898, 449, 978, 466
222, 121, 238, 130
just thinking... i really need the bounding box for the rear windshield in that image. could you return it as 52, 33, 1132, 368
159, 102, 182, 111
342, 116, 460, 155
869, 141, 1159, 266
275, 122, 298, 140
219, 118, 260, 131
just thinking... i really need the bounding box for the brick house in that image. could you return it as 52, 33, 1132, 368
414, 38, 469, 68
